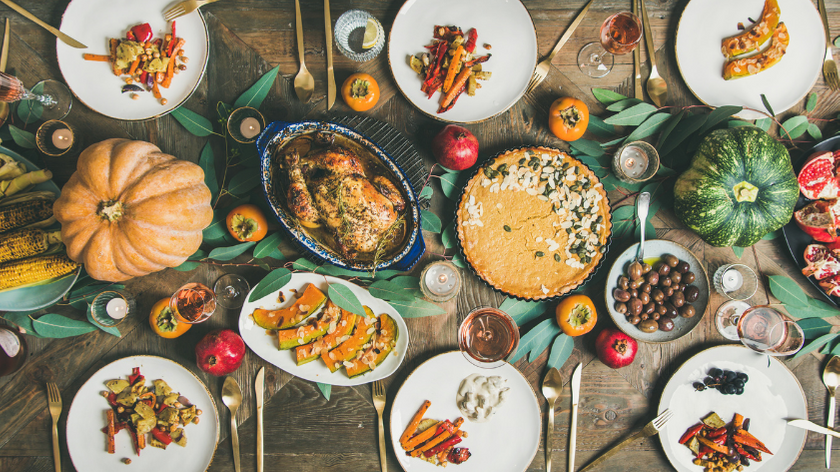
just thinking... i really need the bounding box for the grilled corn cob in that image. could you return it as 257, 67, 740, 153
0, 253, 79, 292
0, 192, 55, 233
0, 228, 62, 263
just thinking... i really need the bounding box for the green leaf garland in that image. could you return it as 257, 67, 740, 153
248, 267, 292, 302
171, 107, 216, 137
199, 142, 219, 201
316, 382, 332, 401
234, 65, 281, 109
386, 298, 445, 318
208, 241, 256, 261
228, 171, 261, 195
8, 125, 35, 149
420, 210, 442, 233
768, 275, 809, 307
546, 334, 574, 370
794, 332, 839, 359
32, 314, 97, 338
253, 232, 283, 259
592, 88, 627, 105
508, 318, 561, 364
797, 318, 833, 339
328, 284, 367, 317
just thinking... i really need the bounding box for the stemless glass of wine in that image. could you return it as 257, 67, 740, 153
458, 307, 520, 369
213, 274, 250, 309
0, 71, 72, 120
578, 11, 643, 78
170, 282, 217, 324
717, 303, 804, 356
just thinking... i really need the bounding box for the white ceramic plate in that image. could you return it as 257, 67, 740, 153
658, 345, 807, 471
605, 240, 709, 343
238, 272, 409, 386
56, 0, 209, 120
0, 147, 80, 312
389, 351, 540, 471
66, 355, 219, 472
675, 0, 823, 120
387, 0, 537, 123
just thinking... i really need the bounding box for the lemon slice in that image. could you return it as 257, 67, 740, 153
362, 19, 379, 50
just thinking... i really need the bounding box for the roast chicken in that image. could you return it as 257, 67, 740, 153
282, 134, 406, 258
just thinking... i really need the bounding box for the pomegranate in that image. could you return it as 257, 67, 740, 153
431, 125, 479, 171
798, 150, 840, 200
595, 328, 637, 369
803, 243, 840, 280
794, 200, 840, 242
195, 329, 246, 376
819, 274, 840, 296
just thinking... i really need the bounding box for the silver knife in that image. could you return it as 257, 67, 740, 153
0, 0, 86, 49
569, 363, 583, 472
256, 367, 265, 472
789, 419, 840, 438
324, 0, 335, 110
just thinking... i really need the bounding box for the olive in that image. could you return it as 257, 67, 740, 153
645, 271, 660, 285
628, 261, 643, 280
628, 315, 641, 325
680, 305, 697, 318
664, 254, 679, 267
658, 317, 675, 332
676, 260, 690, 274
639, 319, 659, 333
663, 301, 678, 318
670, 291, 686, 308
651, 289, 665, 302
651, 312, 660, 321
641, 262, 652, 274
656, 304, 668, 315
640, 313, 649, 321
665, 286, 675, 297
640, 283, 652, 293
615, 302, 628, 314
675, 283, 685, 292
660, 277, 672, 287
657, 262, 671, 276
644, 301, 656, 314
629, 278, 642, 289
670, 272, 682, 284
613, 289, 631, 302
684, 285, 700, 303
683, 271, 696, 284
630, 289, 638, 298
639, 291, 650, 305
618, 276, 630, 290
628, 297, 643, 316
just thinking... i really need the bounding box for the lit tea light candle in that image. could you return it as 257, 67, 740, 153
721, 268, 744, 292
51, 128, 73, 150
106, 297, 128, 319
619, 145, 648, 178
239, 117, 261, 140
420, 261, 461, 302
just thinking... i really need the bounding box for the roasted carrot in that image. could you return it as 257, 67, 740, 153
137, 429, 146, 450
403, 421, 440, 451
106, 409, 116, 454
442, 45, 463, 92
83, 54, 111, 62
400, 400, 431, 448
161, 38, 185, 88
152, 81, 162, 99
696, 435, 729, 455
733, 413, 744, 429
127, 56, 141, 75
733, 431, 772, 454
440, 67, 471, 110
410, 418, 464, 457
109, 39, 122, 76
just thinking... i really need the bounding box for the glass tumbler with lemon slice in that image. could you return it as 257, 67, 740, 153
334, 10, 385, 62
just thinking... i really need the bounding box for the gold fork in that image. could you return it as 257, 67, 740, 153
47, 382, 62, 472
526, 0, 597, 94
163, 0, 220, 22
372, 380, 387, 472
579, 409, 674, 472
819, 0, 840, 90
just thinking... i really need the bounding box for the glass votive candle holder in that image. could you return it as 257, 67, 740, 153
35, 120, 80, 157
334, 10, 385, 62
227, 106, 265, 144
612, 141, 660, 184
90, 291, 135, 328
420, 260, 462, 302
713, 263, 758, 301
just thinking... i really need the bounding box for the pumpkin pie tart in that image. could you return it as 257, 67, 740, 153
456, 146, 612, 299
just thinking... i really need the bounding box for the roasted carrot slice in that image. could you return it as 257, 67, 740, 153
696, 436, 729, 455
404, 421, 441, 451
83, 54, 111, 62
442, 45, 464, 92
410, 418, 464, 457
440, 68, 471, 110
400, 400, 431, 448
106, 409, 116, 454
733, 413, 744, 429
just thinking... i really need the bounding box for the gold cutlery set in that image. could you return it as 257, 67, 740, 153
292, 0, 334, 109
221, 368, 266, 472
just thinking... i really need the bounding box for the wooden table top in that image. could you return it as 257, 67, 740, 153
1, 0, 840, 471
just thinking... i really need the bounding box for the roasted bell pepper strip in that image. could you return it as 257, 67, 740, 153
708, 427, 727, 438
464, 28, 477, 53
151, 427, 173, 445
171, 21, 176, 45
679, 424, 704, 444
712, 434, 727, 445
736, 444, 760, 462
131, 23, 154, 43
106, 392, 118, 407
411, 418, 464, 457
733, 431, 772, 454
433, 25, 462, 41
400, 400, 431, 449
127, 428, 141, 456
126, 29, 136, 41
442, 45, 464, 92
464, 54, 491, 69
696, 436, 729, 455
128, 367, 142, 386
424, 435, 462, 457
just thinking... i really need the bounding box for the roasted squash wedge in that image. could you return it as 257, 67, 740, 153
276, 301, 341, 350
321, 306, 376, 372
295, 302, 357, 365
720, 0, 780, 59
252, 283, 326, 330
345, 313, 398, 378
723, 22, 789, 80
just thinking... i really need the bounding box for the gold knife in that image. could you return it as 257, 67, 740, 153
0, 18, 10, 126
324, 0, 335, 110
569, 363, 582, 472
256, 367, 265, 472
632, 0, 642, 99
0, 0, 86, 49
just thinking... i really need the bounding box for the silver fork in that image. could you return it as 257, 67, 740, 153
579, 409, 673, 472
163, 0, 220, 22
47, 382, 62, 472
819, 0, 840, 90
372, 381, 387, 472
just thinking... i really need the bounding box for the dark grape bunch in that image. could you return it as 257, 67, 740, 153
692, 368, 748, 395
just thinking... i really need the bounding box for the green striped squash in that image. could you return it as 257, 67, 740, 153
673, 126, 798, 247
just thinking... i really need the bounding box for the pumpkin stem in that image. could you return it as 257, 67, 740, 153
732, 181, 759, 203
97, 200, 124, 222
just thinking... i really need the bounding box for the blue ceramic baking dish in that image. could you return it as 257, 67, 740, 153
256, 120, 425, 272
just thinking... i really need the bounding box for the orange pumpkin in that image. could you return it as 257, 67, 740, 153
53, 139, 213, 282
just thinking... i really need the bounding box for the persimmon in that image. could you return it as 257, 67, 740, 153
149, 298, 191, 338
226, 204, 268, 242
548, 97, 589, 142
555, 294, 597, 336
341, 73, 380, 112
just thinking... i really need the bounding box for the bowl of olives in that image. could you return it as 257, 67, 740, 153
605, 240, 709, 343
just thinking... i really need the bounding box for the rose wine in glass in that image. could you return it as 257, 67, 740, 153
0, 326, 27, 377
578, 11, 642, 78
170, 282, 217, 324
0, 71, 72, 120
458, 307, 519, 368
736, 305, 804, 356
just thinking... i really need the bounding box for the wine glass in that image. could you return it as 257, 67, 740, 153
458, 307, 520, 369
170, 282, 217, 324
578, 11, 643, 78
0, 71, 72, 120
716, 302, 804, 356
213, 274, 251, 309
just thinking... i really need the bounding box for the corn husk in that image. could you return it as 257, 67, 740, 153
0, 169, 53, 200
0, 154, 26, 181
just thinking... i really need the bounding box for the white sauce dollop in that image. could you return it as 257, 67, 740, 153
456, 373, 510, 423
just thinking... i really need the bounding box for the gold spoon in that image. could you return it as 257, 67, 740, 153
293, 0, 314, 103
823, 356, 840, 468
542, 367, 563, 472
222, 376, 243, 472
638, 0, 667, 107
